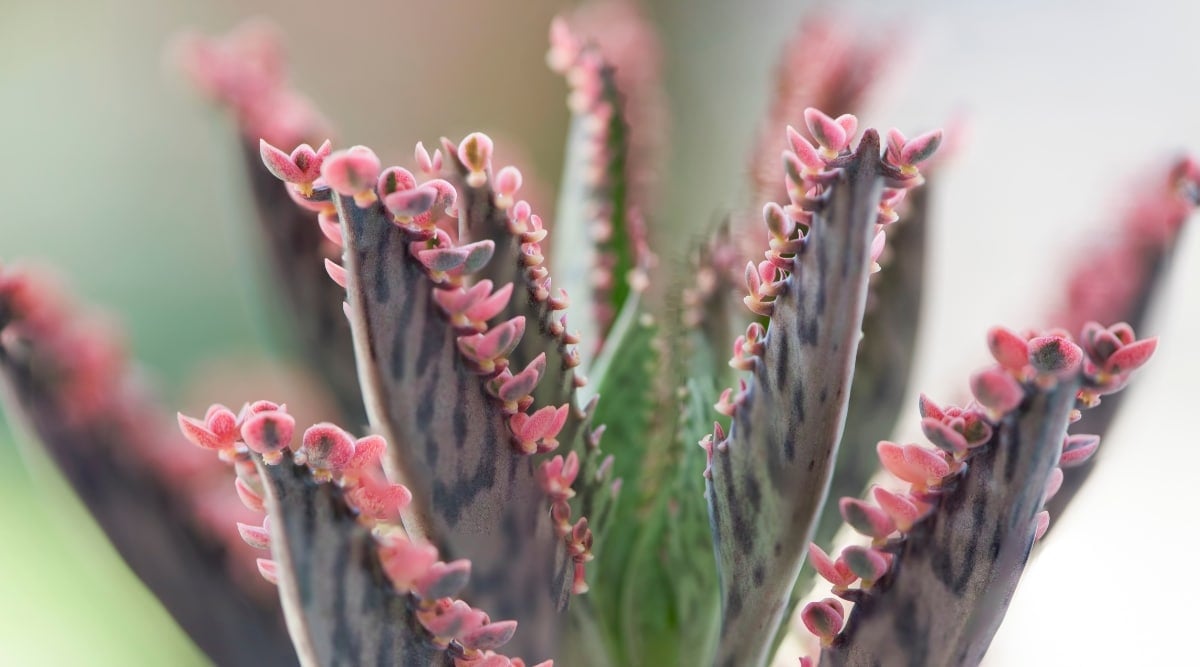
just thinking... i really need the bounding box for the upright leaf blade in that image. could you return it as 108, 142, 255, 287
707, 132, 891, 667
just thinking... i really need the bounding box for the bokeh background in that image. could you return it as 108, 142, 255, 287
2, 0, 1198, 664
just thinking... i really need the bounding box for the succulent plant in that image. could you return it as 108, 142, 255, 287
1, 5, 1195, 667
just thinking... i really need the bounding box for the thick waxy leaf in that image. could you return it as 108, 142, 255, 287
335, 191, 566, 660
707, 132, 891, 667
821, 381, 1079, 667
255, 458, 452, 667
0, 337, 294, 667
241, 140, 365, 424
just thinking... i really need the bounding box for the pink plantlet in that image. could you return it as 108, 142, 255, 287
323, 258, 347, 288
258, 138, 331, 194
567, 517, 593, 562
509, 404, 570, 454
869, 228, 886, 272
970, 366, 1025, 418
839, 497, 895, 541
804, 108, 855, 155
496, 352, 545, 409
920, 416, 969, 455
807, 543, 856, 589
414, 141, 443, 175
1102, 337, 1157, 376
239, 409, 296, 465
1028, 335, 1084, 377
414, 559, 472, 601
460, 620, 520, 652
341, 434, 386, 484
987, 326, 1030, 375
321, 145, 382, 206
419, 599, 488, 647
298, 422, 354, 481
872, 485, 927, 532
1044, 467, 1065, 502
384, 186, 438, 223
785, 125, 826, 172
537, 451, 580, 502
1060, 433, 1101, 467
1033, 511, 1051, 541
378, 535, 439, 593
234, 476, 265, 512
801, 598, 845, 647
763, 201, 795, 241
458, 133, 495, 188
840, 545, 890, 585
237, 517, 271, 550
885, 128, 943, 174
918, 393, 946, 421
877, 441, 951, 490
256, 558, 278, 585
346, 472, 412, 522
317, 211, 343, 246
457, 317, 526, 373
177, 410, 238, 455
494, 166, 523, 209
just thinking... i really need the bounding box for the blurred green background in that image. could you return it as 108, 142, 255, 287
2, 0, 1198, 664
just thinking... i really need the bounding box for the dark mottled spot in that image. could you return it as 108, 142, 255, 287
752, 564, 765, 587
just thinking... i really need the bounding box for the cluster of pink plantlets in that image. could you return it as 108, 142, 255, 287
798, 322, 1156, 663
177, 398, 546, 667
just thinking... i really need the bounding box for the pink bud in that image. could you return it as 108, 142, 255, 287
458, 317, 526, 369
878, 441, 950, 488
801, 598, 845, 646
494, 166, 523, 209
300, 423, 355, 480
839, 497, 895, 540
987, 326, 1030, 373
1044, 467, 1065, 502
807, 543, 855, 588
900, 129, 943, 166
240, 410, 296, 464
872, 485, 926, 532
379, 536, 439, 592
918, 393, 946, 420
1033, 511, 1050, 541
237, 518, 271, 550
466, 282, 514, 324
414, 141, 442, 175
458, 132, 495, 188
786, 125, 826, 171
321, 146, 381, 204
346, 472, 412, 522
257, 558, 278, 585
1060, 433, 1100, 467
970, 367, 1025, 416
497, 352, 545, 404
459, 620, 519, 651
841, 545, 890, 582
383, 186, 438, 221
804, 108, 850, 153
323, 258, 347, 288
414, 559, 472, 600
234, 476, 265, 512
345, 435, 387, 475
1028, 336, 1084, 375
920, 417, 969, 454
1103, 337, 1157, 375
177, 412, 231, 452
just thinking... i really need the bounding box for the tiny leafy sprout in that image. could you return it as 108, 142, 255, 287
0, 6, 1192, 667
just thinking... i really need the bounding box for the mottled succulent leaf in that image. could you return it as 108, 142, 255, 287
821, 381, 1079, 666
707, 132, 890, 667
255, 458, 452, 666
446, 151, 586, 454
335, 191, 565, 659
0, 293, 294, 667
